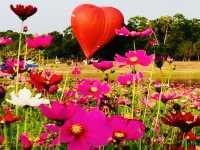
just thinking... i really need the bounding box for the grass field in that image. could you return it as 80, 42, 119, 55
42, 61, 200, 82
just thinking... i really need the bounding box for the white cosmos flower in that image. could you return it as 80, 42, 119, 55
6, 87, 50, 107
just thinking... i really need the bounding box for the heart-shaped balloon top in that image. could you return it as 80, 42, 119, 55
71, 4, 124, 58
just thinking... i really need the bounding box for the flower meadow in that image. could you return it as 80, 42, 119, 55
0, 3, 200, 150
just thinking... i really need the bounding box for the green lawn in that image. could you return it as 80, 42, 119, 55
42, 61, 200, 82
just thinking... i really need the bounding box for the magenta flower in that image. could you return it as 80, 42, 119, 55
108, 116, 145, 142
92, 61, 113, 72
117, 72, 144, 86
53, 108, 111, 150
115, 26, 130, 36
77, 79, 110, 99
39, 101, 79, 121
116, 27, 154, 38
26, 34, 53, 49
0, 37, 13, 46
115, 50, 153, 67
19, 133, 33, 150
71, 66, 81, 76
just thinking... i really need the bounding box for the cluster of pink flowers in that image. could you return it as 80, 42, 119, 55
38, 101, 145, 150
115, 26, 154, 38
26, 34, 53, 49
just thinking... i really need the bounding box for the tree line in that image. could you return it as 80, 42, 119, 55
1, 13, 200, 61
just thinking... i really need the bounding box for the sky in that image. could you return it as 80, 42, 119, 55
0, 0, 200, 33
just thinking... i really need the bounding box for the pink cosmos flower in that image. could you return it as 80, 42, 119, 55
115, 50, 153, 67
19, 133, 33, 150
40, 101, 80, 121
77, 79, 110, 99
26, 34, 53, 49
92, 61, 113, 72
52, 108, 112, 150
0, 37, 13, 46
71, 66, 81, 76
141, 28, 154, 37
151, 92, 182, 103
117, 72, 143, 86
130, 31, 142, 37
115, 27, 130, 36
115, 27, 154, 38
108, 116, 145, 142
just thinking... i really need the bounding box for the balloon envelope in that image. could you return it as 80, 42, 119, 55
71, 4, 124, 58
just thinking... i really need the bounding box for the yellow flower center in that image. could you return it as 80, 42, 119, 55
90, 87, 98, 93
129, 56, 138, 63
114, 131, 125, 139
71, 124, 82, 135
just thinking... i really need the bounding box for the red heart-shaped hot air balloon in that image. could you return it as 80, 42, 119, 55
71, 4, 124, 58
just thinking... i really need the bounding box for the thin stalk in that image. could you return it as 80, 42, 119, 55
15, 21, 24, 150
131, 82, 136, 118
143, 58, 155, 119
24, 34, 28, 63
60, 73, 68, 101
3, 125, 8, 150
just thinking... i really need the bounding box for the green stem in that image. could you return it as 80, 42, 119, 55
131, 82, 136, 118
143, 60, 154, 119
60, 73, 68, 101
24, 108, 28, 132
3, 125, 8, 150
15, 21, 24, 150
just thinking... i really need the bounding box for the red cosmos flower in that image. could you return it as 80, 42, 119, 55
0, 108, 20, 124
162, 112, 200, 140
29, 70, 63, 94
10, 4, 37, 21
